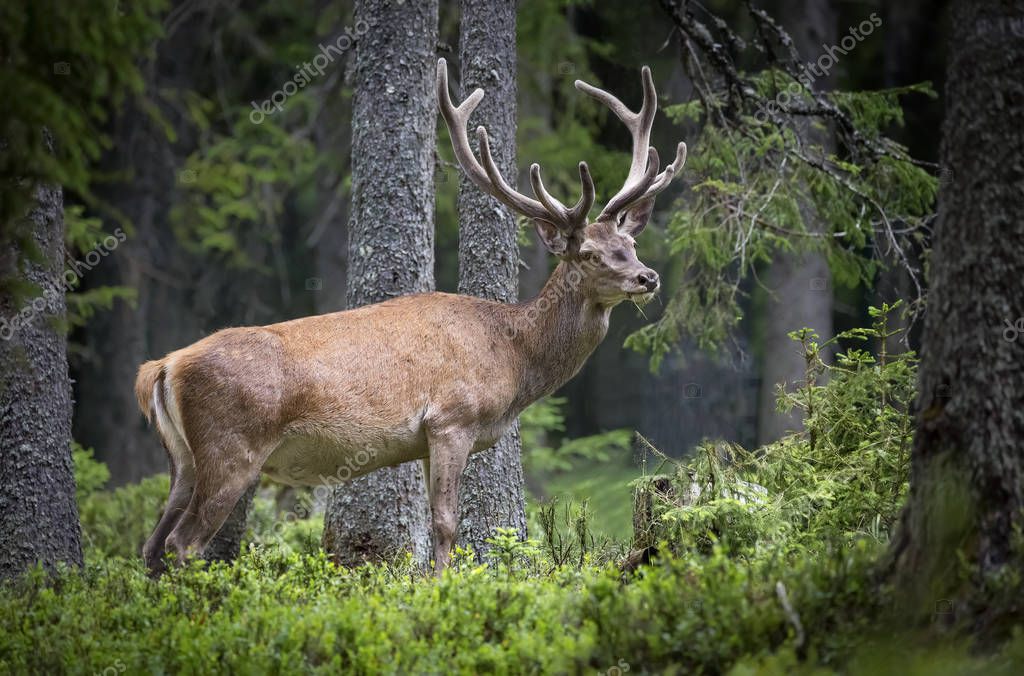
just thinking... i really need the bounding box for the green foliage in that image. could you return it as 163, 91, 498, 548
639, 306, 915, 557
521, 397, 638, 540
73, 445, 168, 559
71, 444, 109, 499
0, 0, 164, 295
520, 396, 631, 474
171, 114, 320, 269
5, 541, 1022, 674
532, 497, 621, 570
626, 74, 937, 369
154, 1, 351, 293
484, 527, 543, 577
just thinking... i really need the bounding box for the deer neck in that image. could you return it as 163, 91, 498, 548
510, 260, 611, 407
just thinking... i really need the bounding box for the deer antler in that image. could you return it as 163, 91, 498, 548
437, 58, 594, 232
575, 67, 687, 221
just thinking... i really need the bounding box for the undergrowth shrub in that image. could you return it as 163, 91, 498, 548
0, 542, 874, 674
636, 304, 915, 557
38, 305, 1021, 674
74, 446, 168, 559
4, 544, 1021, 675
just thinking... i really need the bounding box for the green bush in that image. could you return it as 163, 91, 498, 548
637, 305, 915, 557
40, 307, 1018, 673
74, 446, 168, 559
0, 544, 858, 674
4, 543, 1022, 675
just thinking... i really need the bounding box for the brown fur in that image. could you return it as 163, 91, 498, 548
134, 359, 164, 423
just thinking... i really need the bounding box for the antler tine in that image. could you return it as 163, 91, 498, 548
475, 127, 552, 222
437, 59, 550, 221
603, 147, 660, 219
640, 141, 687, 201
436, 59, 490, 193
438, 58, 595, 232
529, 164, 570, 223
575, 66, 658, 218
568, 162, 596, 223
528, 162, 595, 229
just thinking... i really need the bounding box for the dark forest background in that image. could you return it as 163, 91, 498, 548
62, 0, 946, 491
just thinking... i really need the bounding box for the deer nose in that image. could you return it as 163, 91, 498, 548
637, 270, 659, 291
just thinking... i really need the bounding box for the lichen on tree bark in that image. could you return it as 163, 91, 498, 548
0, 181, 83, 579
887, 0, 1024, 626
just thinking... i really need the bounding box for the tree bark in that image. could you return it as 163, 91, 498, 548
203, 481, 259, 562
888, 0, 1024, 627
322, 0, 438, 568
452, 0, 528, 557
757, 0, 836, 445
0, 180, 83, 579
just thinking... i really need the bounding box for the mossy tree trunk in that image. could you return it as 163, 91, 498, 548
0, 181, 83, 579
888, 0, 1024, 628
322, 0, 438, 568
453, 0, 528, 558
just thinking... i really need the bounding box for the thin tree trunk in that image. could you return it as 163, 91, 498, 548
0, 180, 83, 579
454, 0, 528, 555
757, 0, 835, 445
74, 103, 181, 487
322, 0, 438, 568
888, 0, 1024, 627
204, 482, 258, 562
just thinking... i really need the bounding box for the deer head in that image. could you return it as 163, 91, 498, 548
437, 59, 686, 308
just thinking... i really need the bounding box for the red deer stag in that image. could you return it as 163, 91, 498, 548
135, 59, 685, 573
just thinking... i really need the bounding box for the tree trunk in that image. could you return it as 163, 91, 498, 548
0, 180, 83, 579
322, 0, 438, 568
204, 481, 259, 562
73, 96, 187, 487
452, 0, 528, 557
757, 0, 836, 445
888, 0, 1024, 627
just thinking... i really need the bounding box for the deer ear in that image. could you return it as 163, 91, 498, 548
533, 219, 569, 256
618, 197, 655, 237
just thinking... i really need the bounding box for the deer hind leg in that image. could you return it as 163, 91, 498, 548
425, 427, 473, 574
163, 434, 267, 565
143, 381, 197, 574
143, 448, 195, 574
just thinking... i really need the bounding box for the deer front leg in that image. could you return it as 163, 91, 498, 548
425, 427, 473, 574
